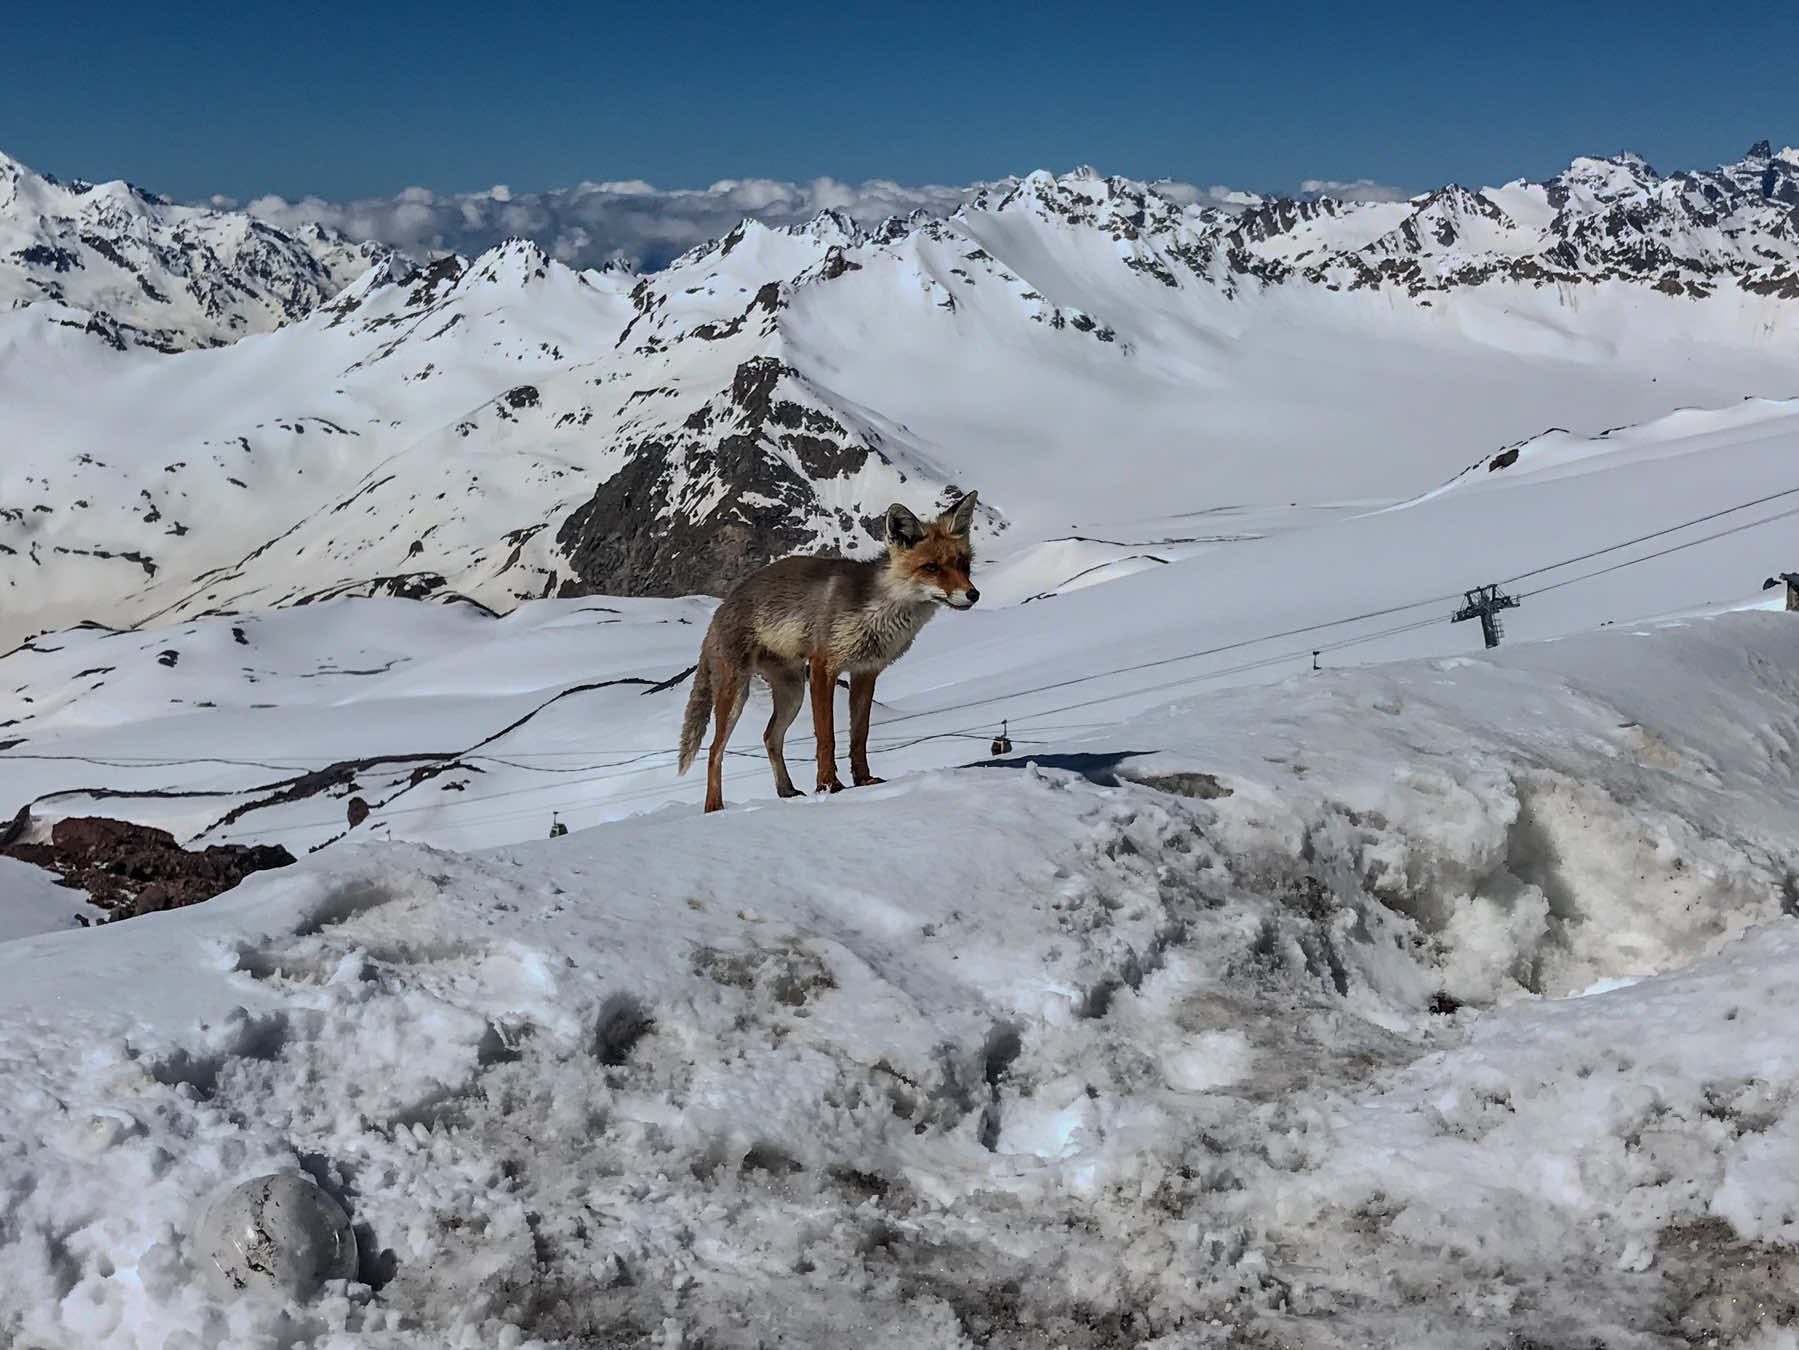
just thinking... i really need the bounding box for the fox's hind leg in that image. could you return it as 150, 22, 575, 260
762, 663, 806, 799
704, 660, 750, 813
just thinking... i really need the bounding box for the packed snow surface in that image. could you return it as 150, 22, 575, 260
0, 856, 98, 940
3, 609, 1799, 1347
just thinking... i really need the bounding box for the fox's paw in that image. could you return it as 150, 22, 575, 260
815, 779, 845, 795
852, 775, 886, 788
775, 784, 805, 799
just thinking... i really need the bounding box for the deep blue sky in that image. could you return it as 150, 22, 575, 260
4, 0, 1790, 202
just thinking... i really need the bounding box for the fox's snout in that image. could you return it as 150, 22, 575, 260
941, 587, 979, 609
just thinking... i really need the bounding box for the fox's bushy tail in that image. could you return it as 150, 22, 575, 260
676, 656, 713, 776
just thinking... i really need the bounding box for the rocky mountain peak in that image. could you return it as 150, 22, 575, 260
1552, 153, 1660, 204
466, 237, 556, 286
0, 147, 392, 351
790, 208, 861, 247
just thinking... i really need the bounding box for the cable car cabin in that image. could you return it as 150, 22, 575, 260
991, 722, 1013, 756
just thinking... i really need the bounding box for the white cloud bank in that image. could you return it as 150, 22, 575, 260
220, 177, 973, 272
215, 172, 1412, 271
1298, 177, 1415, 202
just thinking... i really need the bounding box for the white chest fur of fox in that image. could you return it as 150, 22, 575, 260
828, 584, 937, 670
748, 592, 931, 670
746, 567, 942, 667
678, 492, 982, 813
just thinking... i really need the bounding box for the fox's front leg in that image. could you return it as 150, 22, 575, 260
809, 654, 844, 793
849, 671, 883, 787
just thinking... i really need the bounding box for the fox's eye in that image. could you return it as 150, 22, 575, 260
919, 563, 941, 575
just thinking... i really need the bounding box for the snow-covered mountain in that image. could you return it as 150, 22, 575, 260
1244, 141, 1799, 296
0, 151, 385, 351
4, 142, 1799, 650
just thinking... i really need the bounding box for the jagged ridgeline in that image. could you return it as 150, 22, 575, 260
0, 151, 387, 351
3, 143, 1799, 645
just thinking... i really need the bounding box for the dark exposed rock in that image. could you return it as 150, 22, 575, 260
731, 356, 784, 425
407, 255, 467, 306
553, 348, 881, 596
1742, 269, 1799, 298
768, 401, 843, 434
818, 248, 861, 280
13, 243, 82, 272
554, 437, 816, 598
3, 816, 295, 921
781, 434, 868, 478
292, 572, 449, 605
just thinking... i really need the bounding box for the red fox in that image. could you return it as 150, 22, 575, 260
677, 492, 980, 812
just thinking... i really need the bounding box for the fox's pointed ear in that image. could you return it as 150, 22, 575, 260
942, 490, 979, 537
885, 503, 926, 547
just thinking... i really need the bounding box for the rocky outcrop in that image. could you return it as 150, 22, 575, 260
3, 816, 294, 920
554, 353, 882, 598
